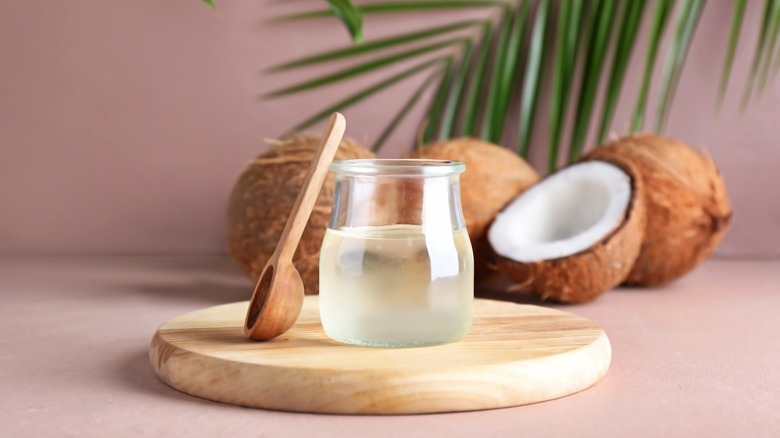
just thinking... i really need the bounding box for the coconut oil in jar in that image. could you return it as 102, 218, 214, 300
320, 224, 473, 346
320, 159, 474, 347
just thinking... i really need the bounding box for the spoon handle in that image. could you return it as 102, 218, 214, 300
275, 112, 346, 263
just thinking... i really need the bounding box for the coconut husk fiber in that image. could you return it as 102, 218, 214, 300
585, 134, 732, 286
226, 135, 374, 294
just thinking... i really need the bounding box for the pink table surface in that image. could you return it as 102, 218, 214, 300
0, 257, 778, 437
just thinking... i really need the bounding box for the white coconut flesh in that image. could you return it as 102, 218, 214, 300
488, 161, 632, 262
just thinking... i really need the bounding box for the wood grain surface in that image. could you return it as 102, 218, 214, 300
150, 297, 611, 414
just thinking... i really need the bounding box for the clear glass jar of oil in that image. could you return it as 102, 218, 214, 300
320, 159, 474, 347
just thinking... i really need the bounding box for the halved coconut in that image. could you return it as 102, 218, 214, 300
488, 161, 645, 303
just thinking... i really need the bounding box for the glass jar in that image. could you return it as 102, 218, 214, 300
319, 159, 474, 347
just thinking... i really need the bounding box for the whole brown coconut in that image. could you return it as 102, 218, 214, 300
489, 160, 646, 303
410, 138, 540, 278
226, 135, 374, 294
585, 134, 732, 286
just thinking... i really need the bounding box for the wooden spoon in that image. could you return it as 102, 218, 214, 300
244, 112, 346, 340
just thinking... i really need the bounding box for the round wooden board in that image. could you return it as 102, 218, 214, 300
150, 297, 611, 414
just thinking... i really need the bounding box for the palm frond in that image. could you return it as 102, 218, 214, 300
597, 0, 646, 146
327, 0, 363, 43
548, 0, 584, 172
491, 2, 530, 143
459, 22, 493, 137
742, 0, 775, 109
716, 0, 748, 111
631, 0, 673, 132
373, 69, 444, 152
759, 0, 780, 92
262, 0, 766, 167
439, 42, 475, 139
772, 30, 780, 85
568, 0, 617, 163
272, 1, 507, 21
518, 0, 551, 157
422, 59, 456, 143
265, 38, 468, 98
480, 6, 515, 142
268, 20, 483, 71
283, 57, 449, 135
655, 0, 706, 133
770, 0, 780, 86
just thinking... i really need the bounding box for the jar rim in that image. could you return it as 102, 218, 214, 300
330, 159, 465, 177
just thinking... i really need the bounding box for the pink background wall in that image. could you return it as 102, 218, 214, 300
1, 1, 778, 257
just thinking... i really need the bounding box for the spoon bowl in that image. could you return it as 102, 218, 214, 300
245, 261, 304, 339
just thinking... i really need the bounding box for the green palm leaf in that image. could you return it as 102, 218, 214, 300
549, 0, 584, 171
742, 0, 775, 108
655, 0, 706, 133
259, 0, 765, 164
772, 32, 780, 85
491, 2, 530, 143
273, 1, 507, 21
716, 0, 748, 111
759, 0, 780, 92
771, 1, 780, 85
518, 0, 550, 157
597, 0, 646, 146
568, 0, 617, 163
422, 59, 456, 143
373, 69, 445, 152
268, 20, 483, 72
284, 57, 449, 135
439, 42, 474, 139
265, 37, 468, 98
481, 6, 514, 142
459, 22, 493, 137
632, 0, 673, 132
327, 0, 363, 43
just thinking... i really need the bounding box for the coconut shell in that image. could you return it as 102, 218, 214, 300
409, 138, 540, 279
491, 161, 646, 303
585, 134, 732, 286
226, 135, 374, 294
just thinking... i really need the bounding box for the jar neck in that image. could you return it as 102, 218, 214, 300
329, 173, 466, 231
